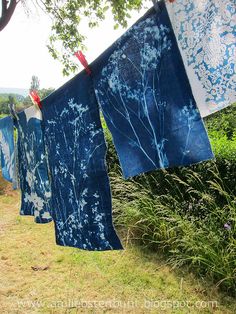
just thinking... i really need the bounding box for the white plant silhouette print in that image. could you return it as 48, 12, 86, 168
15, 106, 52, 223
93, 5, 214, 178
166, 0, 236, 116
41, 74, 123, 251
0, 116, 16, 184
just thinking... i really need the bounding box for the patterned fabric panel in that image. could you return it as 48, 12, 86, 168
41, 73, 123, 251
0, 116, 16, 184
15, 106, 52, 223
166, 0, 236, 117
92, 4, 214, 179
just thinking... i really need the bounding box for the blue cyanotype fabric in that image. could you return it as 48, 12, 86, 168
0, 116, 16, 184
41, 73, 123, 251
166, 0, 236, 117
92, 3, 214, 179
15, 106, 52, 224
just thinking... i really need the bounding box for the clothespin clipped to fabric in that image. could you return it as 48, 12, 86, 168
29, 90, 42, 110
74, 50, 92, 75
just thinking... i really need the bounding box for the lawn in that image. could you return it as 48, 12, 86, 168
0, 178, 236, 314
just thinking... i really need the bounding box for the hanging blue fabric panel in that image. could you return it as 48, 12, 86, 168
41, 73, 123, 250
92, 3, 214, 179
0, 116, 16, 184
166, 0, 236, 117
15, 106, 52, 224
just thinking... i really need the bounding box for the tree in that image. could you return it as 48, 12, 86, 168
0, 0, 19, 31
1, 0, 146, 75
38, 88, 54, 99
40, 0, 145, 75
0, 94, 18, 114
30, 75, 40, 92
24, 81, 54, 107
1, 1, 173, 76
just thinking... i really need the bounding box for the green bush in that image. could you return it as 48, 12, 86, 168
205, 103, 236, 140
209, 130, 236, 161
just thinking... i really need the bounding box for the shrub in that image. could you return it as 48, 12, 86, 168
205, 103, 236, 140
209, 130, 236, 161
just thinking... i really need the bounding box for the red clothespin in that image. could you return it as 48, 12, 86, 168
29, 90, 42, 109
74, 50, 92, 75
168, 0, 175, 3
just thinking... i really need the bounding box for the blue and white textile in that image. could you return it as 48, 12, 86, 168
15, 106, 52, 223
166, 0, 236, 117
92, 3, 214, 179
41, 73, 123, 250
0, 116, 16, 184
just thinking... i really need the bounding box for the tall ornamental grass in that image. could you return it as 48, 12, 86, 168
104, 104, 236, 295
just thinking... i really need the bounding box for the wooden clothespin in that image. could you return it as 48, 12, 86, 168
74, 50, 92, 75
29, 90, 42, 110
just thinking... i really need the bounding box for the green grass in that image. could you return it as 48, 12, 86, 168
0, 179, 236, 313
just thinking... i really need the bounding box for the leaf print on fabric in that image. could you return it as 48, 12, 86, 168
15, 105, 52, 224
166, 0, 236, 117
41, 72, 123, 251
92, 4, 214, 179
0, 116, 16, 185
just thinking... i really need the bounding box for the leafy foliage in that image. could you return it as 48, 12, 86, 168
205, 103, 236, 140
0, 94, 19, 114
30, 75, 40, 92
35, 0, 145, 75
209, 131, 236, 161
0, 88, 54, 115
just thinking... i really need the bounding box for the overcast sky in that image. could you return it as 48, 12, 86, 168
0, 1, 152, 90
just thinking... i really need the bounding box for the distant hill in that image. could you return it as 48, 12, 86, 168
0, 87, 28, 97
0, 93, 26, 102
